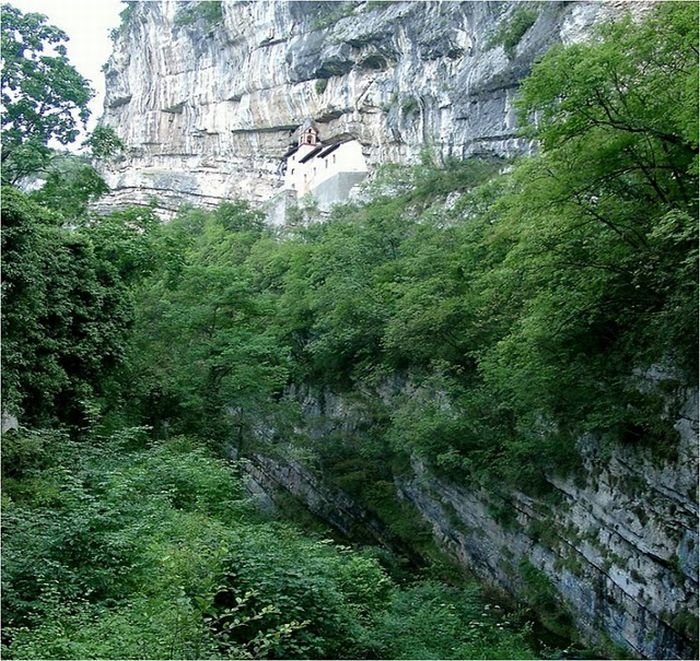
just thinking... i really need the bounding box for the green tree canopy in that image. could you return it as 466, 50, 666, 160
1, 188, 160, 429
1, 3, 93, 183
83, 124, 125, 160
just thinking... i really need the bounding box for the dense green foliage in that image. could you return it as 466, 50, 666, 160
0, 4, 93, 183
120, 202, 289, 443
28, 156, 109, 218
117, 5, 697, 496
83, 125, 125, 160
1, 188, 160, 429
1, 4, 697, 659
2, 429, 534, 659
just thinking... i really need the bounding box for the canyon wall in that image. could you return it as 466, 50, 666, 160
238, 382, 698, 659
397, 391, 698, 660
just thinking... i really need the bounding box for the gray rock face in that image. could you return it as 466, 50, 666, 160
241, 452, 399, 549
397, 397, 699, 660
242, 381, 698, 659
99, 0, 638, 215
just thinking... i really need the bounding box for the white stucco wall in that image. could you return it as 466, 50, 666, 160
284, 139, 368, 199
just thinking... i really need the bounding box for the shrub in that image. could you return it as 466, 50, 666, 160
174, 1, 223, 28
488, 7, 538, 58
109, 1, 137, 40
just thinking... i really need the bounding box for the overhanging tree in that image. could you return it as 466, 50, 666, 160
1, 3, 93, 183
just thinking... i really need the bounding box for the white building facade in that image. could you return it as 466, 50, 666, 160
282, 122, 368, 210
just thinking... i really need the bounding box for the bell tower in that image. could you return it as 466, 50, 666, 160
298, 125, 319, 147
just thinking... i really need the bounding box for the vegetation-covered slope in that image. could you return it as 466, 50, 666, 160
2, 428, 535, 659
115, 2, 697, 490
1, 3, 697, 659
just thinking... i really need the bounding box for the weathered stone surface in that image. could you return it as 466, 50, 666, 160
242, 381, 698, 659
411, 383, 697, 659
1, 411, 19, 433
98, 0, 643, 216
241, 452, 400, 550
397, 410, 699, 661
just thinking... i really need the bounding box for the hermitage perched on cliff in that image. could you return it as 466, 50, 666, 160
281, 120, 368, 210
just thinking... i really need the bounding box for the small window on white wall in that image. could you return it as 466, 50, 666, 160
332, 154, 336, 164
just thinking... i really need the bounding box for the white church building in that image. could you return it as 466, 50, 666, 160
281, 120, 368, 211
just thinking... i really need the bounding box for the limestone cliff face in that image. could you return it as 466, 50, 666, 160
99, 0, 632, 215
397, 389, 699, 660
238, 379, 698, 660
